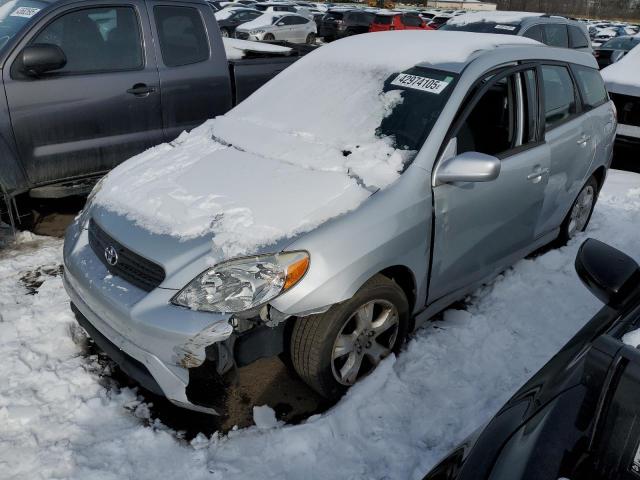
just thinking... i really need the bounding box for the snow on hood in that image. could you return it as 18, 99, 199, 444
448, 10, 543, 26
95, 31, 540, 261
223, 37, 291, 60
602, 43, 640, 96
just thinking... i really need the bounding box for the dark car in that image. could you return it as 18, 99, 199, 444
595, 35, 640, 68
423, 238, 640, 480
318, 9, 375, 41
369, 12, 431, 32
214, 7, 262, 37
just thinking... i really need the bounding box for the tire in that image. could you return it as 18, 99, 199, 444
263, 33, 275, 41
290, 274, 409, 400
220, 28, 230, 38
306, 33, 316, 44
558, 175, 599, 244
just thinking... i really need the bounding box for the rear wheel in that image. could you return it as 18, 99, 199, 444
559, 176, 598, 243
306, 32, 316, 44
263, 33, 275, 41
290, 274, 409, 400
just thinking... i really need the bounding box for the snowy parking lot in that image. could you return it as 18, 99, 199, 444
1, 169, 640, 479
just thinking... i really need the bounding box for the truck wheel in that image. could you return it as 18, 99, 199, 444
220, 28, 230, 38
290, 274, 409, 400
559, 175, 598, 243
263, 33, 275, 41
306, 33, 316, 44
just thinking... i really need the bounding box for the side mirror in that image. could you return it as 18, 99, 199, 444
433, 151, 501, 186
20, 44, 67, 76
575, 239, 639, 306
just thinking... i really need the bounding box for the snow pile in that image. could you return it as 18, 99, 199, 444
95, 31, 539, 261
2, 170, 640, 479
223, 37, 291, 60
448, 10, 543, 26
602, 44, 640, 96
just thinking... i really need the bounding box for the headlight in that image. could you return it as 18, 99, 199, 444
250, 29, 265, 34
78, 176, 106, 228
172, 251, 309, 313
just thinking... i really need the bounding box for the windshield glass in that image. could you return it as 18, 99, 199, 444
0, 0, 47, 49
602, 36, 640, 50
440, 21, 521, 34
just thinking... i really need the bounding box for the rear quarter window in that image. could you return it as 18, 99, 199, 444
543, 24, 569, 48
568, 25, 589, 49
572, 65, 609, 109
541, 64, 577, 129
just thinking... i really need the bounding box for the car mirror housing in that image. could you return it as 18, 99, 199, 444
575, 239, 639, 306
433, 151, 501, 186
21, 44, 67, 76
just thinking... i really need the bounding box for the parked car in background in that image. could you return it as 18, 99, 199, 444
318, 8, 374, 40
441, 12, 593, 53
592, 25, 629, 47
235, 12, 316, 43
63, 31, 615, 414
595, 35, 640, 68
215, 7, 262, 37
423, 239, 640, 480
427, 14, 451, 29
0, 0, 311, 223
369, 12, 430, 32
602, 46, 640, 150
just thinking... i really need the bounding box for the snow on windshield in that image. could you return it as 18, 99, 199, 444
94, 31, 539, 259
447, 10, 543, 26
602, 43, 640, 96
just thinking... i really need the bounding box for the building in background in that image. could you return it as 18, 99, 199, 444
496, 0, 640, 21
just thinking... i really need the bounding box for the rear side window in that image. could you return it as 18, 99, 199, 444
573, 65, 608, 109
522, 24, 544, 42
289, 15, 308, 25
374, 14, 393, 25
541, 65, 577, 130
543, 24, 568, 48
154, 6, 209, 67
568, 25, 589, 48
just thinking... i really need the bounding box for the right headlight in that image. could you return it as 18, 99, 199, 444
171, 251, 310, 314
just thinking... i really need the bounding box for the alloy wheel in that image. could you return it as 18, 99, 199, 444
567, 185, 595, 238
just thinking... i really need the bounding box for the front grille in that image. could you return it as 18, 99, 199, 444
88, 219, 165, 292
610, 92, 640, 128
235, 31, 249, 40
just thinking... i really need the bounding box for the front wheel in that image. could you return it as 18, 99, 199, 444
306, 33, 316, 44
558, 176, 598, 243
263, 33, 275, 41
290, 274, 409, 400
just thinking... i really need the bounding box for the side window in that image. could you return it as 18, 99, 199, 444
543, 24, 569, 48
154, 6, 209, 67
541, 64, 577, 130
31, 7, 143, 74
573, 65, 608, 110
291, 16, 308, 25
522, 24, 544, 42
278, 16, 296, 25
568, 25, 589, 49
402, 14, 422, 27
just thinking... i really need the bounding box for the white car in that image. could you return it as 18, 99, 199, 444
236, 12, 317, 43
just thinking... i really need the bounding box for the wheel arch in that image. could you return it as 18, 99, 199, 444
592, 165, 607, 192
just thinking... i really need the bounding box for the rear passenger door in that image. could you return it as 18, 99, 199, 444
537, 63, 596, 234
148, 1, 232, 141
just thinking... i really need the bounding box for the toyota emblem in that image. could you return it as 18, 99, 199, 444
104, 246, 118, 266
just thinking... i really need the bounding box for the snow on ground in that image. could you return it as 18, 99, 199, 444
1, 170, 639, 480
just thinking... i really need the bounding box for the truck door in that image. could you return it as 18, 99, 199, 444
147, 1, 232, 141
3, 0, 163, 187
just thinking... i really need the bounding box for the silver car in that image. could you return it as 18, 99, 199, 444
63, 32, 616, 414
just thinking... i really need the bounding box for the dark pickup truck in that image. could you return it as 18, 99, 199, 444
0, 0, 310, 224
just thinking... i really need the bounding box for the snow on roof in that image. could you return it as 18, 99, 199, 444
237, 11, 282, 29
601, 43, 640, 96
223, 37, 292, 60
448, 10, 543, 26
95, 31, 540, 257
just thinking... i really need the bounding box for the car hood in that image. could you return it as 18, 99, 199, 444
602, 43, 640, 96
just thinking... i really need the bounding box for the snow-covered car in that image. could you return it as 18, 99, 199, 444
235, 12, 316, 43
63, 31, 616, 414
441, 11, 592, 53
602, 45, 640, 149
594, 35, 640, 68
424, 239, 640, 480
592, 26, 628, 47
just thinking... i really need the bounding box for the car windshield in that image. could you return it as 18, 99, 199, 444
440, 21, 521, 34
602, 36, 640, 50
378, 67, 458, 153
0, 0, 48, 49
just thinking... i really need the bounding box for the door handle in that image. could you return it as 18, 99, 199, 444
527, 167, 549, 182
127, 83, 155, 96
577, 134, 591, 145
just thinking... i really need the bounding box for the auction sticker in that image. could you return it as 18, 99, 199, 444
391, 74, 452, 94
495, 24, 517, 31
10, 6, 40, 17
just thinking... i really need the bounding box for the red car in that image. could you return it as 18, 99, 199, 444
369, 12, 433, 32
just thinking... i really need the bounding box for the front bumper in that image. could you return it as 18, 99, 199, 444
63, 224, 234, 414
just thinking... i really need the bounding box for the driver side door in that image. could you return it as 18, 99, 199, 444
428, 66, 551, 303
